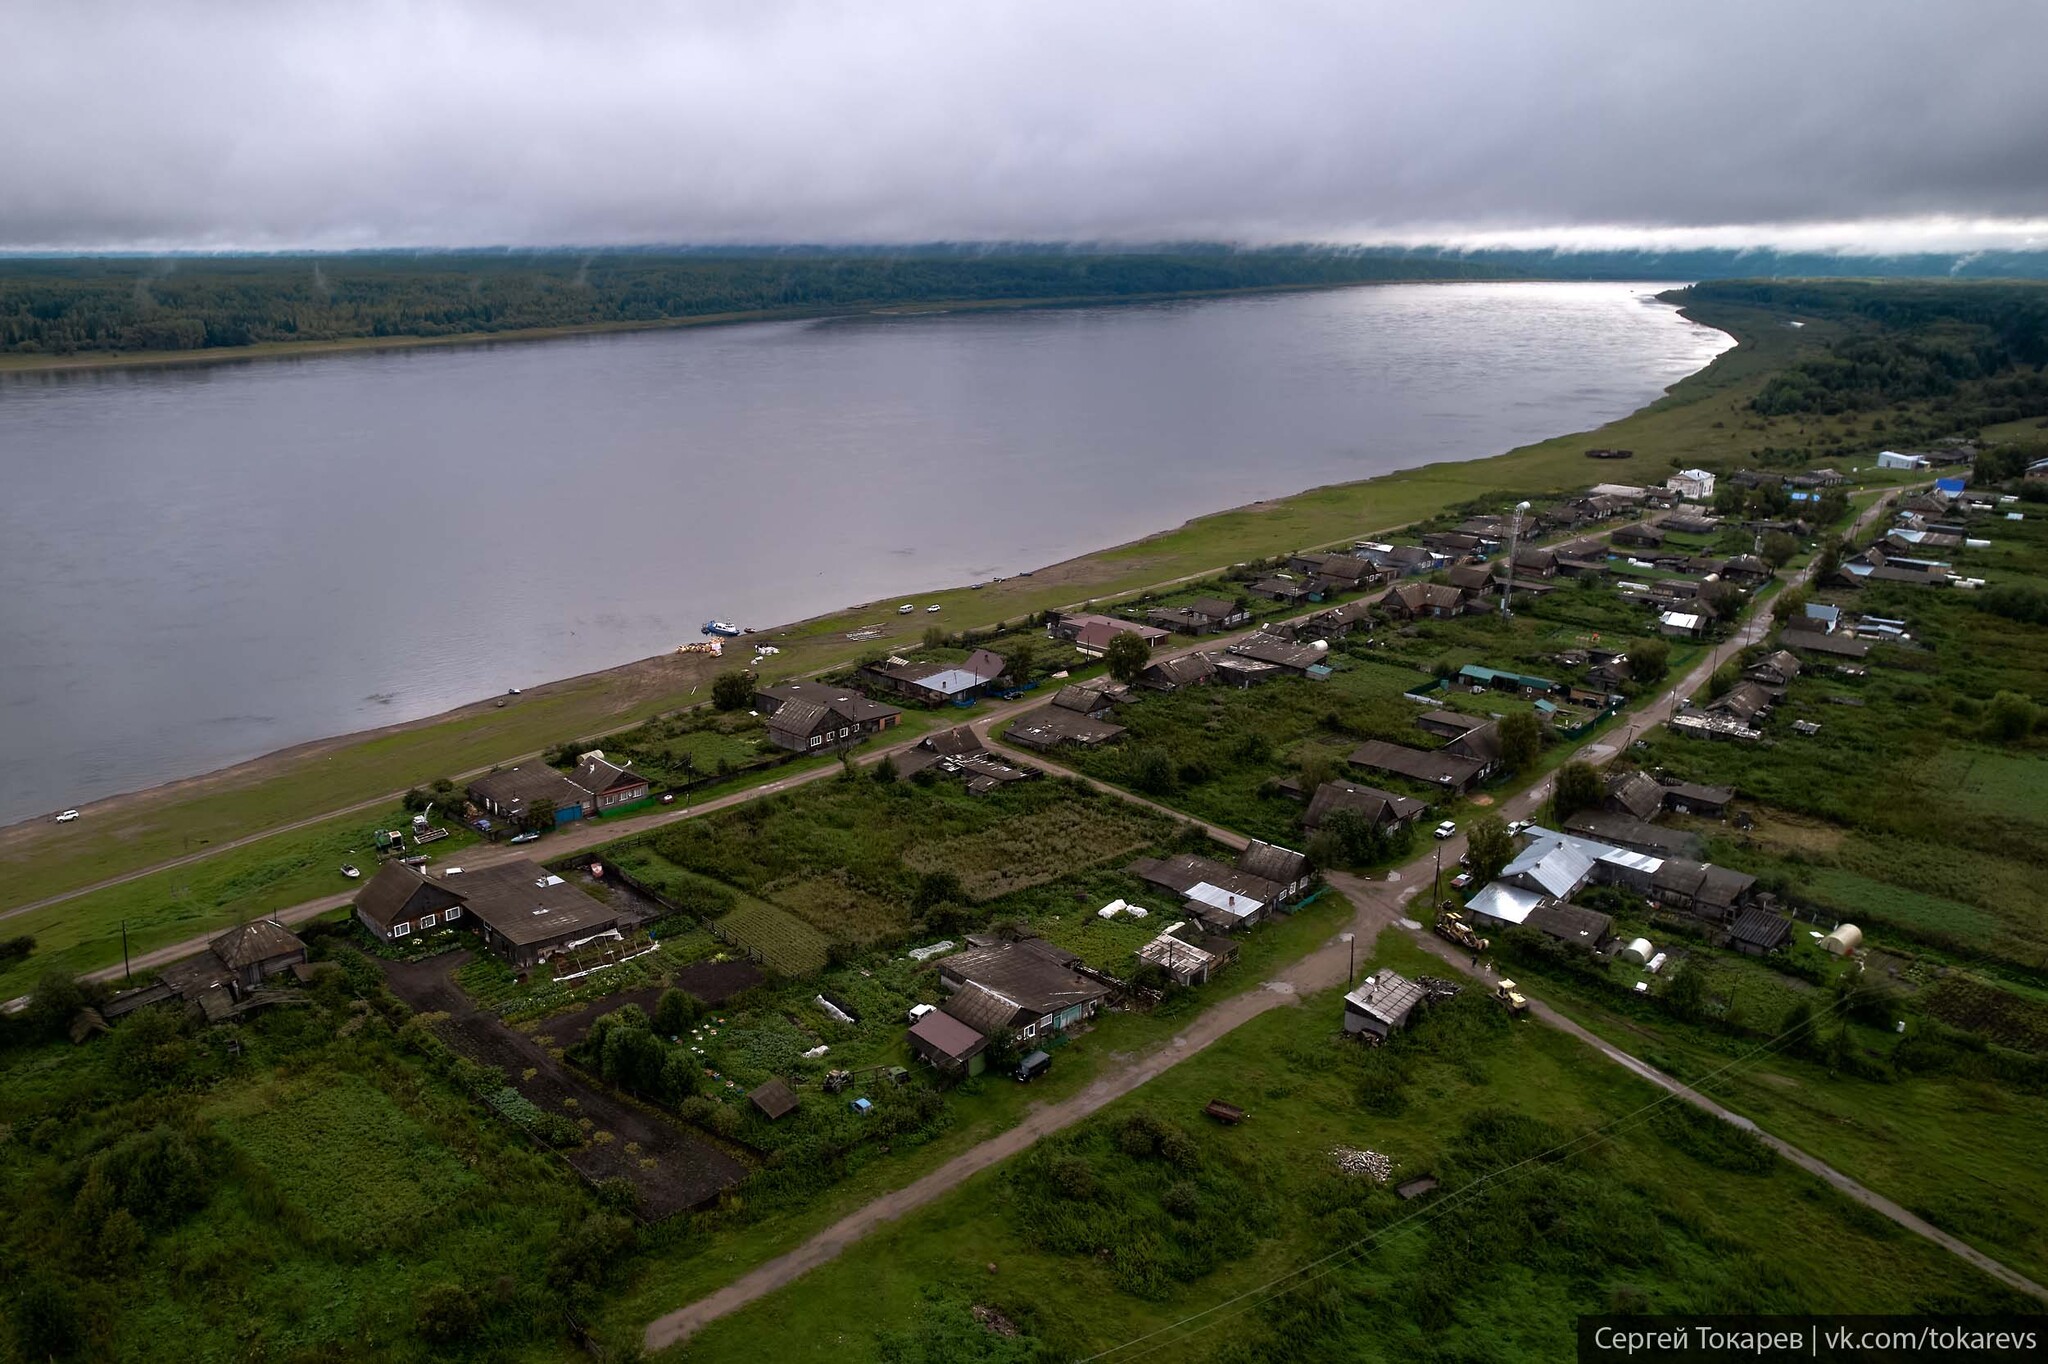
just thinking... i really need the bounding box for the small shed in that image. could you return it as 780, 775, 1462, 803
1820, 923, 1864, 957
1618, 937, 1654, 966
1343, 970, 1428, 1040
749, 1078, 799, 1122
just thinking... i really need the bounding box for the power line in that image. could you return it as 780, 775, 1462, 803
1075, 985, 1859, 1364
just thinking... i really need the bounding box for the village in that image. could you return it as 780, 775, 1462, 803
14, 427, 2048, 1361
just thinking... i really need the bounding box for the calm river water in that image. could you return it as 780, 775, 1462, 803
0, 282, 1729, 821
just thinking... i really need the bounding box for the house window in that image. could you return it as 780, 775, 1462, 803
810, 735, 822, 748
839, 727, 851, 739
421, 914, 437, 929
392, 921, 412, 937
444, 906, 461, 920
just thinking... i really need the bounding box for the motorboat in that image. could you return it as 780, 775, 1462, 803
340, 863, 361, 878
702, 620, 743, 637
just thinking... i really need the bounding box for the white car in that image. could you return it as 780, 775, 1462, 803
899, 604, 915, 614
1507, 819, 1530, 836
1434, 820, 1457, 840
55, 809, 80, 823
926, 604, 942, 613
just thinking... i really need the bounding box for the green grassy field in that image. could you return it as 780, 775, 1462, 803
0, 967, 597, 1363
658, 932, 2030, 1364
0, 801, 484, 1001
1481, 935, 2048, 1288
601, 772, 1180, 969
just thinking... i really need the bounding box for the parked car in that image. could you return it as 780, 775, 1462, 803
926, 604, 942, 613
55, 809, 79, 823
1507, 819, 1531, 836
1451, 871, 1474, 890
1433, 820, 1457, 840
1015, 1050, 1052, 1082
509, 831, 542, 844
899, 603, 915, 614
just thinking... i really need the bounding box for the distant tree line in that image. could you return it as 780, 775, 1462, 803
1679, 279, 2048, 419
0, 251, 1513, 357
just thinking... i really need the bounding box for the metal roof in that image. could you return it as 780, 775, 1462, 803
1465, 881, 1545, 926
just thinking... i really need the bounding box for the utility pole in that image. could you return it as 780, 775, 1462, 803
1341, 931, 1356, 985
121, 919, 131, 982
1433, 840, 1442, 904
1501, 501, 1530, 619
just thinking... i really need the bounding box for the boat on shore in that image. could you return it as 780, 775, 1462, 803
702, 620, 743, 637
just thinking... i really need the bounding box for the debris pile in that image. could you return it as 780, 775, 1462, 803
1416, 976, 1463, 1003
1330, 1147, 1394, 1182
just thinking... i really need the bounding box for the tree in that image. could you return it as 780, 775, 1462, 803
1759, 530, 1798, 570
1984, 690, 2041, 741
922, 625, 947, 651
1662, 959, 1708, 1022
1499, 711, 1541, 773
1464, 815, 1513, 883
653, 988, 701, 1037
710, 669, 755, 711
1552, 761, 1604, 821
522, 797, 556, 833
1707, 664, 1739, 700
871, 753, 898, 784
1005, 636, 1037, 683
1104, 630, 1152, 685
1630, 637, 1670, 687
1131, 747, 1177, 795
1702, 579, 1744, 624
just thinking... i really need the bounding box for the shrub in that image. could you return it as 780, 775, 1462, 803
74, 1125, 211, 1231
414, 1280, 482, 1346
1984, 690, 2040, 741
546, 1214, 637, 1291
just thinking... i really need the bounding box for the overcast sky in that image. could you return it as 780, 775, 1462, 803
8, 0, 2048, 252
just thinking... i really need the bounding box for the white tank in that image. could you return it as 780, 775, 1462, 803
1821, 923, 1864, 956
1619, 937, 1654, 966
1310, 639, 1330, 652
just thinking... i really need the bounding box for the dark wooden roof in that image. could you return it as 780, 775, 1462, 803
210, 919, 306, 970
353, 862, 467, 931
749, 1078, 799, 1120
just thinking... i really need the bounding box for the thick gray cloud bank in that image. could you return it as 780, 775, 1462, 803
8, 0, 2048, 251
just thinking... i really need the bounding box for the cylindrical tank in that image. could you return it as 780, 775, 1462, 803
1619, 937, 1654, 966
1821, 923, 1864, 956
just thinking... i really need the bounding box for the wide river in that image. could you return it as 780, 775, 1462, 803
0, 281, 1730, 822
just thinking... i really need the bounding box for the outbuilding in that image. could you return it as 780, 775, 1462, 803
1343, 970, 1428, 1040
907, 1009, 989, 1078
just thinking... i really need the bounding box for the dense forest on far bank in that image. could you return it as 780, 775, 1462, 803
1674, 278, 2048, 431
0, 251, 1516, 358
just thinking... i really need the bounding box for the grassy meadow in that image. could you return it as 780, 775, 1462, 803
663, 933, 2031, 1364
